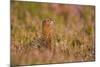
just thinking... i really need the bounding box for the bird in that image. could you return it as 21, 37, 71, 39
42, 18, 55, 51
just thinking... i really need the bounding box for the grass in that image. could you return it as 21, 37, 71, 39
11, 1, 95, 66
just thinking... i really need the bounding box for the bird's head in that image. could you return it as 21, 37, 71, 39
42, 18, 55, 26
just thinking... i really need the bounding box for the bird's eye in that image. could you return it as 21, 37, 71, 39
47, 19, 49, 22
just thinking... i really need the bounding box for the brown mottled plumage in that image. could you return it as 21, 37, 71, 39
42, 18, 55, 50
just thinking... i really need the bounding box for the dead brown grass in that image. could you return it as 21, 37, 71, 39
11, 1, 95, 66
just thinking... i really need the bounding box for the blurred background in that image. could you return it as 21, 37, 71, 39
11, 1, 95, 65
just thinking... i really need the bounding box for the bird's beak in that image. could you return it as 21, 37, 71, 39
50, 21, 54, 25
